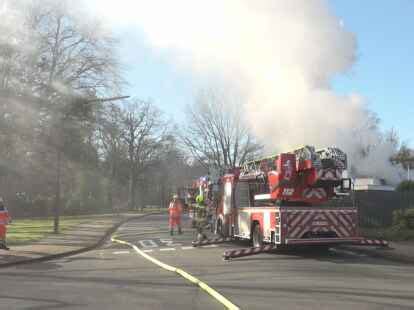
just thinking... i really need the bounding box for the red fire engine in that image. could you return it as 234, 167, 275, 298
213, 146, 363, 248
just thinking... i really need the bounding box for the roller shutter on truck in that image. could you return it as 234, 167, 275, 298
234, 181, 251, 237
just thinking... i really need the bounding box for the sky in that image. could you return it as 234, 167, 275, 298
330, 0, 414, 147
114, 0, 413, 146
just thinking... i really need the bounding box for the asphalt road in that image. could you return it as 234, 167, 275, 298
1, 214, 414, 310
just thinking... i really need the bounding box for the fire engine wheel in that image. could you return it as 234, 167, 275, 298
252, 223, 263, 248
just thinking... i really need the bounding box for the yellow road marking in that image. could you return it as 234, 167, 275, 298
111, 235, 240, 310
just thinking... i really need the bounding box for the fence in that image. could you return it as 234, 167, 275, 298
356, 190, 414, 227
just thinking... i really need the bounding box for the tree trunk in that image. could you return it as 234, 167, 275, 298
54, 149, 61, 234
108, 159, 115, 212
128, 167, 136, 210
107, 178, 113, 212
137, 180, 144, 211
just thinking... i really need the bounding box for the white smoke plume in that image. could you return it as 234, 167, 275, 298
86, 0, 403, 183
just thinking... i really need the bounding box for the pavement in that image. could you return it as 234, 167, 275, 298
1, 213, 414, 309
340, 240, 414, 264
0, 213, 145, 267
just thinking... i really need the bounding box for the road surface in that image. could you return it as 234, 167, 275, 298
1, 214, 414, 309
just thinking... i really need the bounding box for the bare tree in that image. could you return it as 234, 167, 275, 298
182, 88, 262, 172
120, 100, 166, 210
24, 1, 121, 232
97, 103, 126, 211
24, 1, 121, 96
391, 143, 414, 180
0, 1, 126, 221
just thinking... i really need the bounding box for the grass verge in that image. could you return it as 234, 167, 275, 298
6, 209, 164, 246
7, 215, 112, 246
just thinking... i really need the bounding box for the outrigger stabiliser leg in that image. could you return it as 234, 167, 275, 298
355, 239, 389, 247
192, 237, 233, 247
223, 245, 277, 261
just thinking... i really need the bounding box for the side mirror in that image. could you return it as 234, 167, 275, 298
341, 178, 352, 191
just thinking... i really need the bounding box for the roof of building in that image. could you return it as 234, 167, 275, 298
353, 178, 395, 191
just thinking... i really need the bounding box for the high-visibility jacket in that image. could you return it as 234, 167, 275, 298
168, 199, 183, 227
194, 202, 207, 222
0, 205, 11, 239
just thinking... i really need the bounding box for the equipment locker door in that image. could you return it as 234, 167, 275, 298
222, 180, 233, 236
234, 181, 251, 237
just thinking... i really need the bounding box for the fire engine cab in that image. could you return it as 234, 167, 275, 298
213, 146, 362, 248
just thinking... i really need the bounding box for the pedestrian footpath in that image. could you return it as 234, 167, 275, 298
0, 213, 142, 267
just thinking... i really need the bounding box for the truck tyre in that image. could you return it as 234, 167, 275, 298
252, 223, 263, 248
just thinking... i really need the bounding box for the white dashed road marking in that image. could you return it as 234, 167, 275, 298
160, 239, 183, 247
113, 251, 130, 255
115, 246, 212, 252
181, 246, 195, 250
113, 237, 223, 254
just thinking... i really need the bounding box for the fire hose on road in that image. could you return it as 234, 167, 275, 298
111, 234, 240, 310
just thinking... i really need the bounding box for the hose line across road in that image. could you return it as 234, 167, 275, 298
111, 235, 240, 310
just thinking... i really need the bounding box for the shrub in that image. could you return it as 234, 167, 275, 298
392, 208, 414, 230
396, 180, 414, 192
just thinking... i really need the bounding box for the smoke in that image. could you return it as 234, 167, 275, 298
85, 0, 403, 183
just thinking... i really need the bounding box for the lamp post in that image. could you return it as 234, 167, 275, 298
53, 95, 129, 234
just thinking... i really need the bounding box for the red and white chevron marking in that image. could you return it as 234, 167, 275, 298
286, 210, 357, 239
358, 239, 389, 246
317, 169, 341, 180
302, 188, 326, 199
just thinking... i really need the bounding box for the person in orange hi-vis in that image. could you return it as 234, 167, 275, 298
0, 198, 11, 250
168, 194, 183, 236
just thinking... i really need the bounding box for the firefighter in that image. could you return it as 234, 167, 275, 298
194, 194, 208, 241
0, 198, 11, 250
168, 194, 183, 236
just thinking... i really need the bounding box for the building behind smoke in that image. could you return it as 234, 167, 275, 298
353, 177, 395, 191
